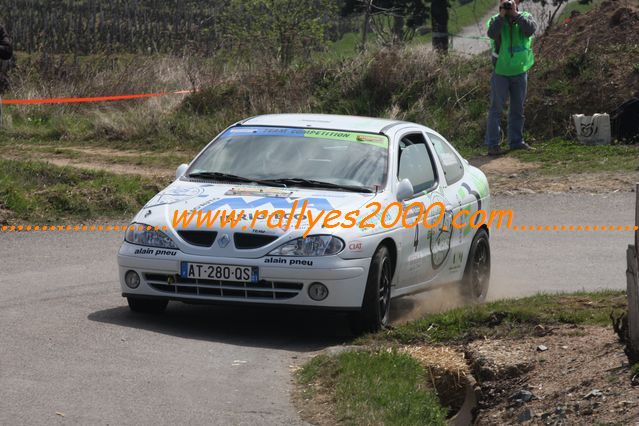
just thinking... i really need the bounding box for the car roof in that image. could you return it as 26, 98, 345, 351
241, 114, 408, 134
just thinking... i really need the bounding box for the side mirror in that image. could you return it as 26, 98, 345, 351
396, 178, 414, 201
176, 164, 189, 180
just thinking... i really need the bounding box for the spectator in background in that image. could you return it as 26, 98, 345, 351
485, 0, 537, 156
0, 24, 13, 95
0, 24, 11, 60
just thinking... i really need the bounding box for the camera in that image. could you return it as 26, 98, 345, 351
501, 0, 513, 10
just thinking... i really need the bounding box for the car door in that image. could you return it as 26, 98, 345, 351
394, 131, 441, 290
425, 131, 470, 282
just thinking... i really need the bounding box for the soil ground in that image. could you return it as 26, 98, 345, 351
297, 325, 639, 425
469, 325, 639, 424
471, 156, 639, 194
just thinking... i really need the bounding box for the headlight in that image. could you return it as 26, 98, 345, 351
267, 235, 344, 257
124, 223, 178, 249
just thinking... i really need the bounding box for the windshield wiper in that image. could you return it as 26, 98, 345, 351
261, 178, 374, 193
187, 172, 286, 187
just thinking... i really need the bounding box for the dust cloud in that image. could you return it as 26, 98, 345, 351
390, 284, 465, 325
390, 269, 531, 325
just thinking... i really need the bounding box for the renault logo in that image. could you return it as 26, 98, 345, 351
218, 234, 230, 248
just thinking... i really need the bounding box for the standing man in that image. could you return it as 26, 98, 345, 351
485, 0, 537, 155
0, 24, 12, 96
0, 24, 11, 60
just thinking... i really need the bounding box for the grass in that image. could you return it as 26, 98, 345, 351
359, 291, 626, 345
0, 140, 196, 170
461, 137, 639, 175
297, 290, 625, 424
510, 138, 639, 174
0, 159, 164, 222
297, 350, 447, 425
1, 107, 220, 152
556, 0, 603, 23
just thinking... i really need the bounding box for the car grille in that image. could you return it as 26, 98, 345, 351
177, 230, 217, 247
233, 233, 279, 249
144, 273, 302, 300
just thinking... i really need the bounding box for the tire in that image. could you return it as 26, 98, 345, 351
127, 297, 168, 314
460, 228, 491, 303
349, 245, 393, 335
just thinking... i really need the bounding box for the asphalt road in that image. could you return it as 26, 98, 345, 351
0, 192, 635, 425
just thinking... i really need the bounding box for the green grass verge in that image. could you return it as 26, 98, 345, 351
460, 138, 639, 175
0, 142, 195, 170
298, 350, 447, 425
511, 138, 639, 174
0, 159, 164, 222
0, 108, 219, 152
359, 291, 626, 345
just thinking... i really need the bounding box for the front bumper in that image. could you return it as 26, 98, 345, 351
117, 243, 371, 309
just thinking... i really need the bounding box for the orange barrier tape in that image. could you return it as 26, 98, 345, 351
0, 225, 638, 233
0, 89, 193, 105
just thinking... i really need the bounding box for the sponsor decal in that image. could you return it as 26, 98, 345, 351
348, 240, 364, 252
449, 251, 464, 272
225, 186, 292, 198
428, 193, 453, 270
145, 186, 207, 208
190, 197, 220, 213
221, 126, 389, 148
263, 257, 314, 267
201, 196, 334, 212
134, 248, 177, 257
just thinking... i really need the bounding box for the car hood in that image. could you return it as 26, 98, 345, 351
132, 179, 380, 257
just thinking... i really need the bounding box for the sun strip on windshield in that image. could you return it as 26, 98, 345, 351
225, 126, 389, 148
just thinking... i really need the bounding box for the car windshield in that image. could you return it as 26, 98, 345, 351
187, 126, 389, 191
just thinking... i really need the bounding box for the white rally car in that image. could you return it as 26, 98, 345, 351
117, 114, 490, 332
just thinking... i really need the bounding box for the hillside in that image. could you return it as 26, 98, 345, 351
0, 1, 637, 155
528, 0, 639, 137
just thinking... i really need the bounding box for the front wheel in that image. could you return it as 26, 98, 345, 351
349, 245, 393, 334
460, 228, 491, 303
127, 297, 168, 314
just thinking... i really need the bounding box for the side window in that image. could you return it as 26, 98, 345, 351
397, 133, 437, 194
428, 132, 464, 185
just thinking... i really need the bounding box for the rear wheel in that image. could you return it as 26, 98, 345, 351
460, 228, 491, 303
349, 245, 392, 334
127, 297, 168, 314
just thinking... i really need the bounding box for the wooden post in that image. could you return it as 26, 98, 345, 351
628, 183, 639, 362
360, 0, 372, 52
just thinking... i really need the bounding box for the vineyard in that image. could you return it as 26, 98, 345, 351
0, 0, 352, 61
1, 0, 224, 55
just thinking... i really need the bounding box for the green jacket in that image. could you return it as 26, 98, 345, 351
486, 11, 537, 76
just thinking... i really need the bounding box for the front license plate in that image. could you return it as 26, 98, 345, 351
180, 262, 259, 283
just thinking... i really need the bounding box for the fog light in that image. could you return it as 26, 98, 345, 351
308, 282, 328, 301
124, 270, 141, 289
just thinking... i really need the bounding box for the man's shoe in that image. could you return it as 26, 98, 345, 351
487, 145, 502, 156
510, 142, 536, 151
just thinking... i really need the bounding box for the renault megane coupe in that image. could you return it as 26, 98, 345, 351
117, 114, 491, 332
